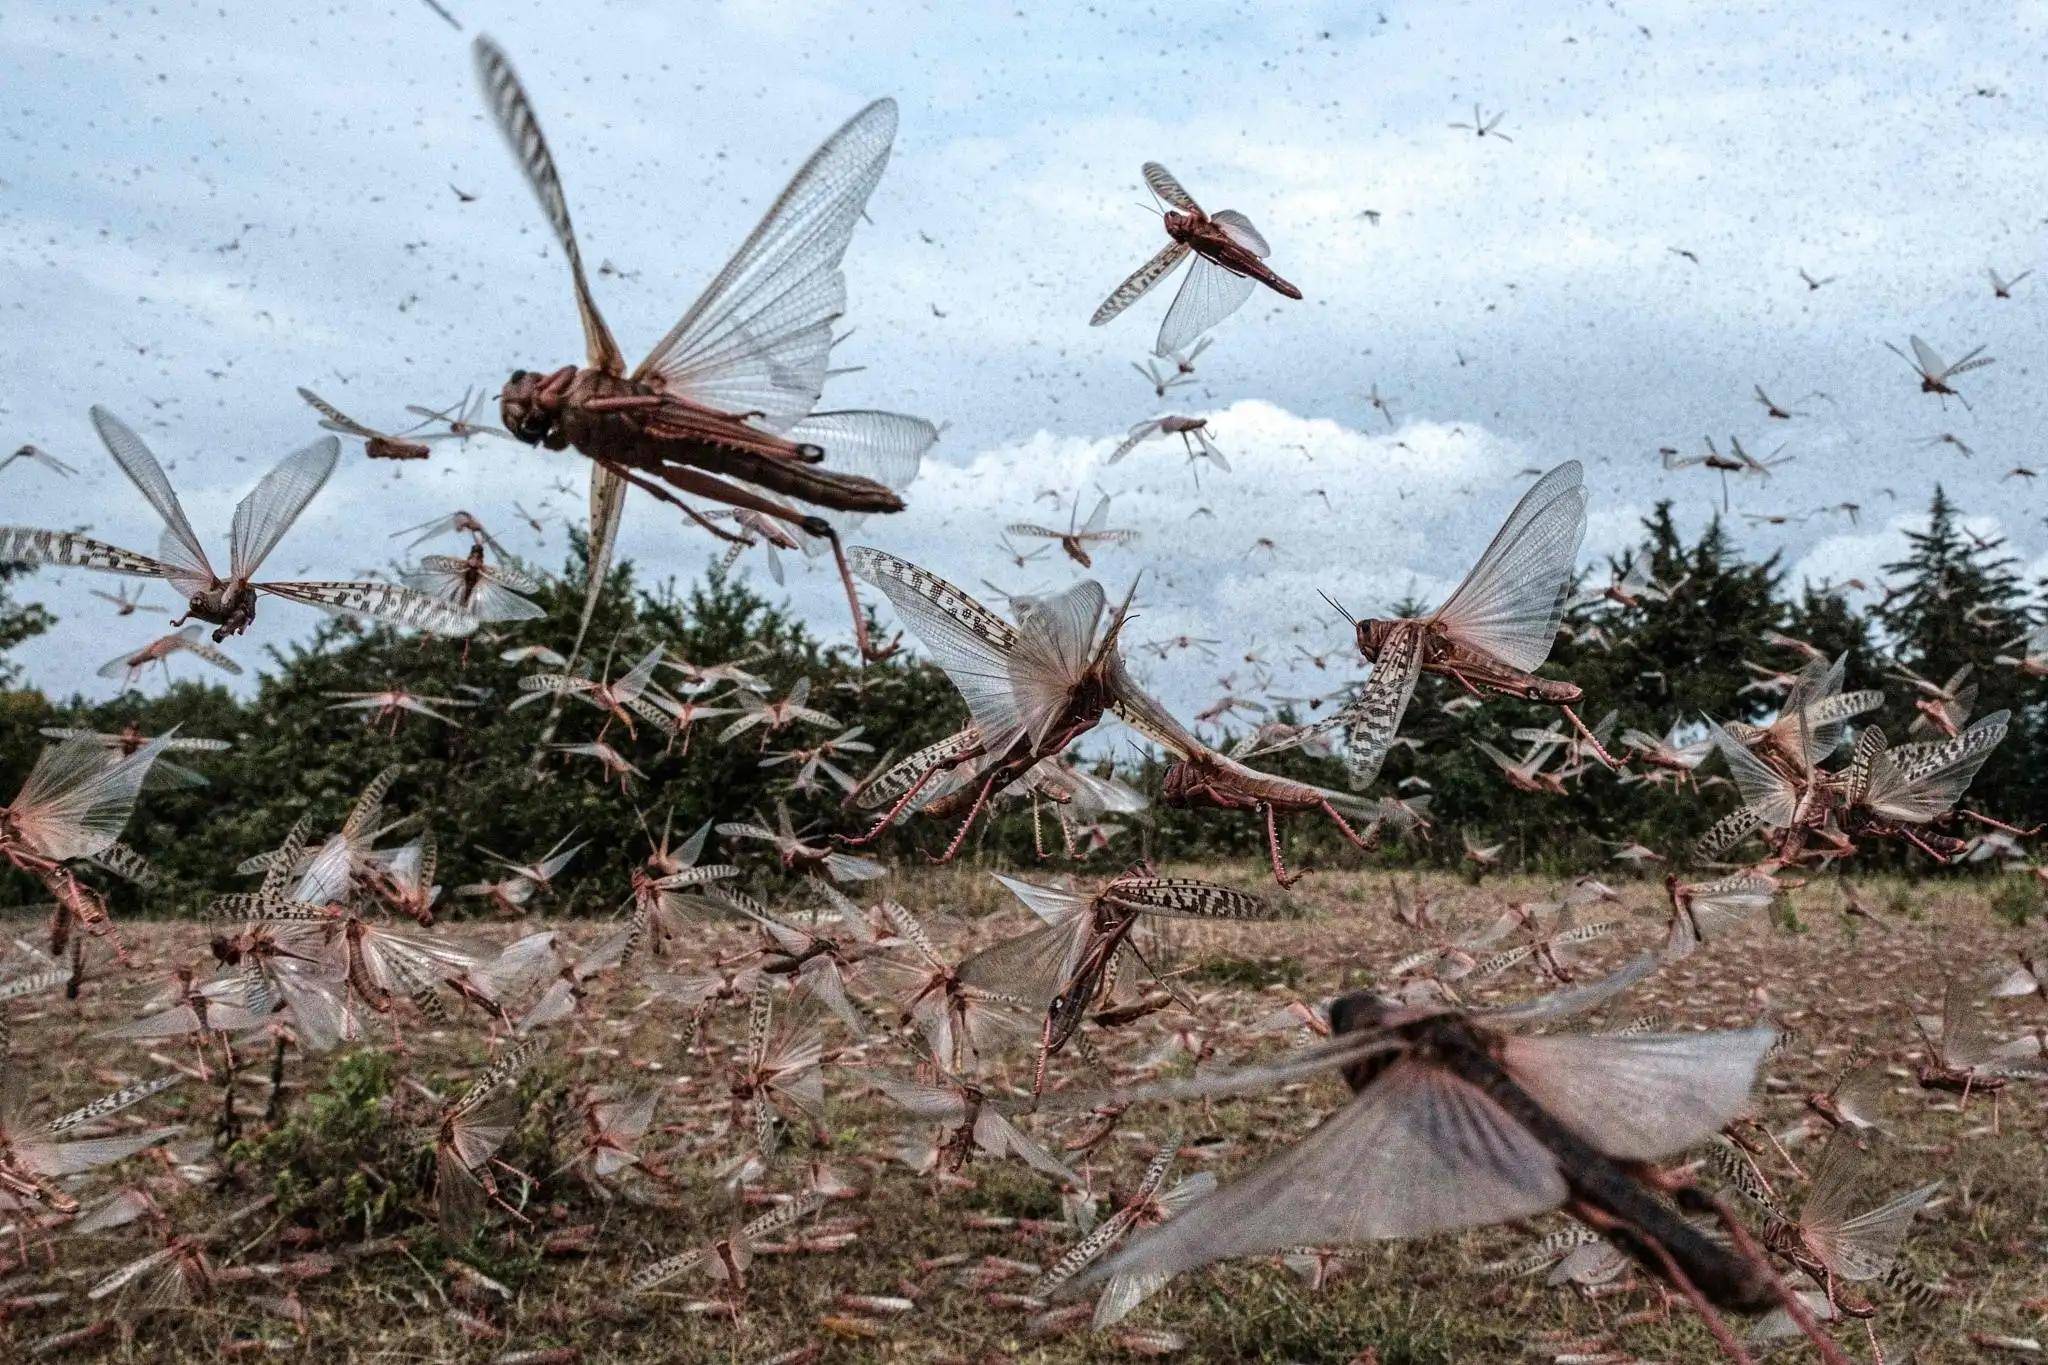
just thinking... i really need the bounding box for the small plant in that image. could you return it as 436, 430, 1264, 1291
229, 1048, 408, 1235
1989, 876, 2040, 927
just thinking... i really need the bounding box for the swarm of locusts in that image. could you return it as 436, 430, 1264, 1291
0, 28, 2044, 1365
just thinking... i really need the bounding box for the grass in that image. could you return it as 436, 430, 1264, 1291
1, 867, 2042, 1362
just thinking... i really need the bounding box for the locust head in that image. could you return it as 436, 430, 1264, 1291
1354, 617, 1398, 660
499, 367, 573, 448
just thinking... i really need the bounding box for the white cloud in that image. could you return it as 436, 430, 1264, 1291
5, 0, 2048, 703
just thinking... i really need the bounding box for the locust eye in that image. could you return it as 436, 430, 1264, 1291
509, 369, 528, 383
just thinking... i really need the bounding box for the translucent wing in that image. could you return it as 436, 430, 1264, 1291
1141, 163, 1201, 212
1010, 580, 1108, 749
959, 917, 1092, 1010
1091, 241, 1191, 326
850, 548, 1027, 756
1154, 254, 1257, 359
471, 37, 624, 373
869, 1073, 968, 1123
88, 406, 214, 586
227, 438, 341, 580
1860, 710, 2007, 823
780, 410, 934, 495
1073, 1059, 1567, 1291
1801, 1134, 1937, 1281
1340, 622, 1425, 789
1705, 721, 1800, 827
1429, 461, 1586, 672
633, 99, 897, 431
403, 561, 544, 622
417, 555, 541, 595
10, 733, 169, 861
259, 581, 480, 636
0, 527, 175, 580
1210, 209, 1270, 256
1908, 335, 1943, 377
971, 1105, 1079, 1184
1502, 1028, 1774, 1162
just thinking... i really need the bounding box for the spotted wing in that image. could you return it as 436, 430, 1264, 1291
1338, 621, 1425, 789
471, 37, 624, 374
295, 388, 378, 439
569, 467, 629, 663
0, 528, 174, 580
1141, 163, 1201, 212
259, 581, 480, 636
1091, 241, 1191, 327
1105, 877, 1280, 922
1860, 710, 2007, 823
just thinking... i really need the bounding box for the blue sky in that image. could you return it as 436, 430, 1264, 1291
3, 0, 2044, 723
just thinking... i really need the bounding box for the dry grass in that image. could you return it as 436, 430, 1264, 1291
2, 867, 2043, 1363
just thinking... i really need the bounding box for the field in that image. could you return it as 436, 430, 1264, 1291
2, 869, 2043, 1364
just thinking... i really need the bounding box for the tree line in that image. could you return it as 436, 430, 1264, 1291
0, 486, 2040, 920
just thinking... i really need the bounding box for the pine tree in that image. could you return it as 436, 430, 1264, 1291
1875, 486, 2039, 823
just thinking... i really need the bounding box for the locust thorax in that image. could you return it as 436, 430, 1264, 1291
499, 369, 564, 447
1355, 618, 1398, 660
1160, 756, 1254, 812
179, 582, 257, 640
1327, 989, 1411, 1094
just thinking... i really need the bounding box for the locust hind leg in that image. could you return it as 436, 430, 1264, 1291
1263, 805, 1303, 889
1958, 808, 2042, 838
638, 458, 901, 664
1559, 704, 1624, 769
1316, 800, 1383, 852
838, 760, 954, 848
930, 773, 1001, 864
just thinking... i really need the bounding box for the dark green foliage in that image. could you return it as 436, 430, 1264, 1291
1988, 876, 2039, 927
3, 487, 2045, 887
1873, 486, 2040, 823
229, 1048, 405, 1234
2, 548, 968, 915
0, 563, 51, 689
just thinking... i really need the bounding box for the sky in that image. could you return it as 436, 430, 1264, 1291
3, 0, 2046, 726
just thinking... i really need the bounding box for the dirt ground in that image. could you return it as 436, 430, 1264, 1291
1, 867, 2041, 1363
